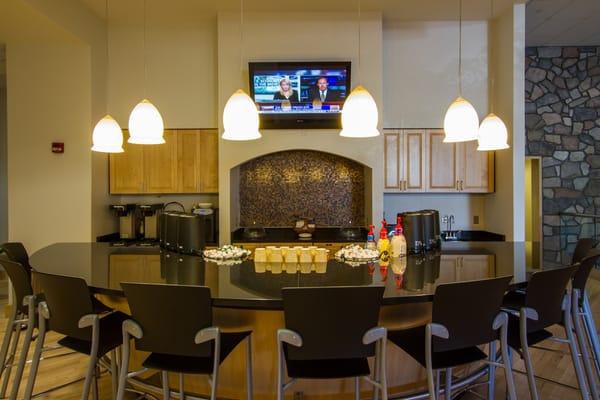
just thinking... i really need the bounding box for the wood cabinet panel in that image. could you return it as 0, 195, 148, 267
109, 134, 144, 194
456, 255, 494, 281
197, 130, 219, 193
384, 132, 400, 189
144, 130, 178, 193
404, 131, 425, 191
177, 131, 201, 193
427, 130, 458, 192
460, 140, 494, 193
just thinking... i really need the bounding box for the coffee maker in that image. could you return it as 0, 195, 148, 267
139, 204, 163, 242
110, 204, 140, 240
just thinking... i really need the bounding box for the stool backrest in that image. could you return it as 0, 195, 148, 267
572, 249, 600, 295
0, 242, 32, 273
572, 238, 599, 264
0, 259, 33, 315
432, 276, 512, 352
121, 283, 213, 357
525, 266, 577, 331
32, 271, 95, 340
282, 286, 384, 361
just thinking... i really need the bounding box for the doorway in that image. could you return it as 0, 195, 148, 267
525, 157, 542, 268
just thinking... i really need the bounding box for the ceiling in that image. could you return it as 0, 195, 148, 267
526, 0, 600, 46
79, 0, 517, 22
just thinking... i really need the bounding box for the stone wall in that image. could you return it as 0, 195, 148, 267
525, 46, 600, 264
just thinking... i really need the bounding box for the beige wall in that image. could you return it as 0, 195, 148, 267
484, 3, 526, 241
0, 46, 6, 244
217, 12, 384, 242
0, 0, 94, 252
383, 20, 489, 128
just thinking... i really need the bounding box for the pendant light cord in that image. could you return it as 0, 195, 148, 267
240, 0, 244, 75
143, 0, 147, 99
357, 0, 362, 85
489, 0, 494, 112
458, 0, 462, 96
105, 0, 110, 115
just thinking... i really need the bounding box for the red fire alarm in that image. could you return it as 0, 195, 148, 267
51, 142, 64, 154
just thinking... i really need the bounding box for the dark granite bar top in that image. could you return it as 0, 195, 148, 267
30, 241, 547, 310
231, 227, 368, 243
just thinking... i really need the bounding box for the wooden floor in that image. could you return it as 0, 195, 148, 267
1, 273, 599, 399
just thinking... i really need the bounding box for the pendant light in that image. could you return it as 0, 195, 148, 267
340, 0, 379, 138
128, 0, 164, 145
222, 0, 261, 141
91, 0, 123, 153
477, 0, 509, 151
443, 0, 479, 143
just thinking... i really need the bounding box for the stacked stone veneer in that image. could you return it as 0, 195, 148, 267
525, 46, 600, 264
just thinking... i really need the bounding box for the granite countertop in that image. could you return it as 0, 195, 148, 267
231, 227, 368, 243
30, 241, 545, 310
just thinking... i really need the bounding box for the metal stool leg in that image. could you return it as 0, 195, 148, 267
445, 368, 452, 400
11, 304, 36, 400
246, 336, 253, 400
179, 374, 184, 400
161, 371, 170, 400
373, 340, 380, 400
573, 290, 599, 399
0, 307, 17, 382
564, 301, 592, 400
1, 322, 21, 397
23, 315, 46, 400
91, 365, 100, 400
354, 376, 360, 400
110, 349, 118, 400
487, 341, 496, 400
582, 294, 600, 374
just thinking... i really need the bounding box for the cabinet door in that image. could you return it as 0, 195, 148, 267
459, 141, 494, 193
402, 130, 426, 192
144, 130, 178, 193
177, 130, 201, 193
456, 255, 494, 281
109, 132, 144, 194
437, 255, 460, 283
197, 130, 219, 193
384, 131, 400, 189
427, 130, 458, 192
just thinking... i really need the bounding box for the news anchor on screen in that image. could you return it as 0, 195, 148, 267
272, 77, 299, 103
308, 76, 342, 103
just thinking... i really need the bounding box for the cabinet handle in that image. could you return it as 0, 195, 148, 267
456, 180, 459, 191
403, 180, 407, 191
460, 180, 464, 191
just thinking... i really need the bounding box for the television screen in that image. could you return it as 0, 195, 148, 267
249, 61, 351, 129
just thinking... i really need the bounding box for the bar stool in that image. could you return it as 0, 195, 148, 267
24, 271, 128, 400
571, 250, 600, 390
502, 266, 589, 400
0, 242, 33, 274
278, 286, 387, 400
0, 258, 34, 398
388, 276, 515, 400
572, 239, 599, 264
116, 283, 253, 400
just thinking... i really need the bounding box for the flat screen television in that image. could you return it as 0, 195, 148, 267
249, 61, 351, 129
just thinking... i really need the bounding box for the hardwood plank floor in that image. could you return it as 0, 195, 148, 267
1, 272, 598, 399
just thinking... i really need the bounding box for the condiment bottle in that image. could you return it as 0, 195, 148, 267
390, 215, 407, 257
366, 224, 377, 251
377, 220, 390, 263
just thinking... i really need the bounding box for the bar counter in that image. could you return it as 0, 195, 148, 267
30, 242, 541, 399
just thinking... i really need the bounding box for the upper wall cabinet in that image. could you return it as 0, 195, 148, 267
110, 129, 219, 194
384, 129, 494, 194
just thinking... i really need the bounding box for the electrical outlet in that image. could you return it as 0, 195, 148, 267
473, 215, 480, 225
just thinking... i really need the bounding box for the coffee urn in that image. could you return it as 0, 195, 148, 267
401, 212, 425, 254
420, 209, 441, 250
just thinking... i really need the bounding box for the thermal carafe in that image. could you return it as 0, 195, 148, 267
162, 212, 181, 251
176, 213, 206, 255
401, 212, 425, 254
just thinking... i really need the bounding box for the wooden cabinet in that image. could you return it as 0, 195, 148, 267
438, 254, 495, 283
384, 128, 494, 193
384, 130, 425, 192
110, 129, 218, 194
109, 254, 164, 290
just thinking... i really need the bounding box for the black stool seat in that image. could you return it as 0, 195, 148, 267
57, 311, 128, 357
504, 315, 553, 349
388, 326, 488, 370
141, 330, 251, 374
284, 353, 370, 379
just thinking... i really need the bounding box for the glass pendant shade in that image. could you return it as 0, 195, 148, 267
477, 113, 509, 151
91, 115, 124, 153
128, 99, 165, 144
340, 85, 380, 138
222, 89, 261, 141
443, 96, 479, 143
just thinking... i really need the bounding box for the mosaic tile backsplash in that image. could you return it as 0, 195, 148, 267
239, 150, 366, 227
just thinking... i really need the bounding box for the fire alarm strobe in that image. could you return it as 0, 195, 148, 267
51, 142, 64, 154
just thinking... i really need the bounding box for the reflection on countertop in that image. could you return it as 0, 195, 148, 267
30, 241, 545, 309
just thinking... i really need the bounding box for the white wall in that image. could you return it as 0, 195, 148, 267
217, 12, 384, 243
484, 3, 526, 241
384, 194, 487, 231
382, 20, 488, 128
0, 0, 94, 252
